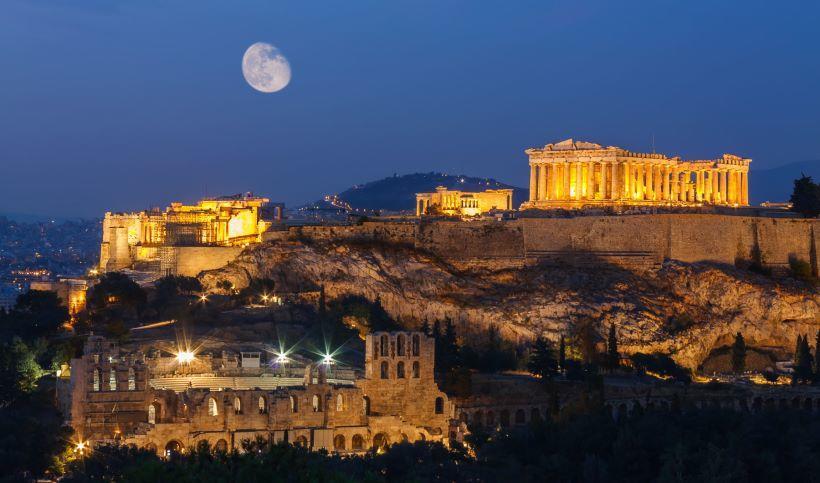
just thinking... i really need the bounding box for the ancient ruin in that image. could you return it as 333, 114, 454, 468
416, 186, 514, 216
521, 139, 751, 209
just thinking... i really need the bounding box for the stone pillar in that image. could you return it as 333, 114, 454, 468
646, 163, 654, 201
599, 162, 607, 199
623, 162, 631, 199
610, 162, 618, 200
538, 163, 548, 201
574, 162, 582, 200
720, 170, 728, 204
586, 161, 594, 200
663, 166, 670, 200
546, 164, 554, 201
741, 171, 749, 205
712, 170, 720, 203
685, 171, 692, 202
563, 161, 570, 200
704, 171, 712, 202
529, 165, 537, 202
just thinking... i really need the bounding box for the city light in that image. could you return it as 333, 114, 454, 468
275, 353, 290, 364
176, 350, 195, 364
74, 439, 89, 456
322, 354, 335, 365
261, 294, 269, 303
199, 294, 208, 303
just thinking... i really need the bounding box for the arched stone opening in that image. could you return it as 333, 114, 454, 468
164, 440, 184, 458
372, 433, 389, 450
351, 434, 364, 451
333, 434, 346, 451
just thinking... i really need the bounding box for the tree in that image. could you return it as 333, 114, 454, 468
0, 338, 43, 407
528, 336, 558, 380
88, 272, 146, 311
605, 325, 620, 371
789, 175, 820, 217
440, 318, 461, 373
6, 290, 69, 339
154, 275, 202, 301
814, 330, 820, 378
420, 319, 431, 336
558, 335, 566, 373
792, 334, 813, 384
731, 332, 747, 374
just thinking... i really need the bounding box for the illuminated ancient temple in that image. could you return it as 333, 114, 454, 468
99, 194, 279, 273
520, 139, 751, 209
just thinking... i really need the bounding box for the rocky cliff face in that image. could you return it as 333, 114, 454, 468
200, 239, 819, 370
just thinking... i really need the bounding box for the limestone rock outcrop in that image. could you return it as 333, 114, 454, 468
200, 239, 819, 369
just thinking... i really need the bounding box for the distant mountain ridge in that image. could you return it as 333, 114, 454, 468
749, 160, 820, 204
330, 173, 526, 212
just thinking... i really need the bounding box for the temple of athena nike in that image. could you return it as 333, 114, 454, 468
520, 139, 751, 209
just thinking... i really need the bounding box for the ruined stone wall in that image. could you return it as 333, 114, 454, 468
171, 246, 246, 277
288, 222, 416, 245
284, 215, 818, 271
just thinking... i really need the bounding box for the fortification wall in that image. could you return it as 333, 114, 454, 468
288, 222, 416, 245
415, 220, 524, 260
171, 246, 246, 277
285, 215, 819, 272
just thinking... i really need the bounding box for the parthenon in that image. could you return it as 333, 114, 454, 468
520, 139, 751, 209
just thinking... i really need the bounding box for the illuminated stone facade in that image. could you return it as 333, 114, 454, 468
29, 278, 88, 316
521, 139, 751, 209
416, 186, 514, 216
63, 332, 458, 455
100, 194, 274, 273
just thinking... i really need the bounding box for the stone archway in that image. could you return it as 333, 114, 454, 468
164, 440, 184, 458
372, 433, 389, 450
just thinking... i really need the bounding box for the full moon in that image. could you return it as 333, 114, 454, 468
242, 42, 291, 93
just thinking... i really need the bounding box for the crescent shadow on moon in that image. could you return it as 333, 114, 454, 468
242, 42, 291, 93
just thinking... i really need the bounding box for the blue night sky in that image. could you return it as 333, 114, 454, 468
1, 0, 819, 217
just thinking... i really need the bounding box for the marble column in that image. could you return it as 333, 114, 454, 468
574, 162, 582, 200
741, 171, 749, 205
563, 162, 570, 200
720, 170, 728, 205
610, 162, 618, 200
663, 166, 670, 200
586, 162, 594, 200
623, 162, 631, 199
538, 164, 548, 200
529, 165, 537, 201
704, 171, 712, 202
646, 163, 654, 201
600, 162, 607, 199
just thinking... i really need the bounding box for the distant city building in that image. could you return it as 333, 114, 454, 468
29, 278, 88, 315
416, 186, 514, 216
521, 139, 751, 209
99, 194, 282, 277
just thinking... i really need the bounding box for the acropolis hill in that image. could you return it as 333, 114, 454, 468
97, 140, 818, 370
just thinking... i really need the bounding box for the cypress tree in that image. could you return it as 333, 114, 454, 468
793, 334, 813, 384
442, 318, 460, 372
528, 336, 557, 380
814, 330, 820, 377
606, 325, 619, 371
731, 332, 747, 374
420, 319, 431, 336
559, 335, 566, 373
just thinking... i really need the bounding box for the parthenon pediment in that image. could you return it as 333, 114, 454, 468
542, 139, 605, 151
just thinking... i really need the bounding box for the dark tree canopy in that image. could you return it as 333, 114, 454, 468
4, 290, 69, 339
731, 332, 747, 373
789, 175, 820, 217
527, 336, 558, 380
88, 272, 147, 311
